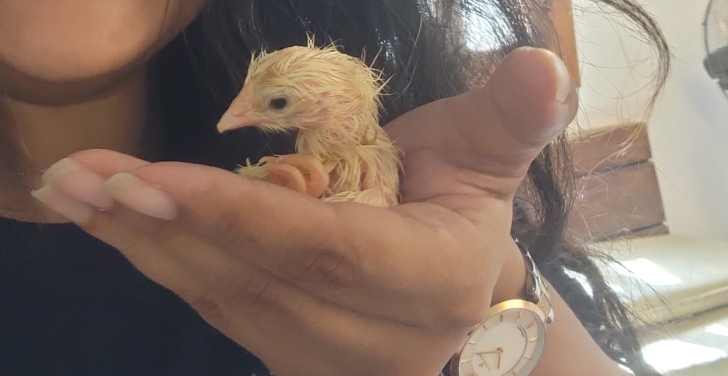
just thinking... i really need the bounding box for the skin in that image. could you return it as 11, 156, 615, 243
0, 0, 205, 221
1, 2, 632, 376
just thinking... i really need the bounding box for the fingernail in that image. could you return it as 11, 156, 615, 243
103, 173, 177, 221
30, 185, 94, 225
546, 51, 573, 104
41, 158, 114, 209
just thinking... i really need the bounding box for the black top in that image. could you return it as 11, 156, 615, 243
0, 216, 269, 376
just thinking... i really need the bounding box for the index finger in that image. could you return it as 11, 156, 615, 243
92, 157, 498, 327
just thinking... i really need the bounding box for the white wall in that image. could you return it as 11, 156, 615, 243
573, 0, 728, 241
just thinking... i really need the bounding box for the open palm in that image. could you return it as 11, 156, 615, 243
35, 47, 576, 376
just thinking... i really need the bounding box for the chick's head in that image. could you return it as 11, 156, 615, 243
217, 43, 385, 135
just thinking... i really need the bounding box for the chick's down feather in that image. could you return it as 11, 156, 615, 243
217, 38, 401, 207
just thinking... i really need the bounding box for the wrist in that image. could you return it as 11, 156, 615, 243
447, 239, 554, 376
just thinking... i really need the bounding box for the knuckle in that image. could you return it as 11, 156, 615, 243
114, 205, 169, 239
186, 269, 282, 323
228, 272, 279, 312
189, 295, 224, 322
206, 264, 282, 314
83, 213, 149, 256
301, 248, 354, 287
291, 227, 359, 288
181, 178, 254, 251
84, 204, 173, 249
210, 207, 251, 250
77, 211, 103, 234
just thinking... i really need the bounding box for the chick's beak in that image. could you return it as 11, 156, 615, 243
216, 86, 264, 133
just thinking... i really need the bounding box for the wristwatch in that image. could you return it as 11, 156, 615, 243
448, 239, 554, 376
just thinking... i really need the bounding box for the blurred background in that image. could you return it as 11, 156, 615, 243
469, 0, 728, 374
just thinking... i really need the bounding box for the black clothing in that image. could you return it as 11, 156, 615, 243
0, 216, 268, 376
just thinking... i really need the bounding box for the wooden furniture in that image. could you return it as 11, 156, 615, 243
546, 1, 667, 241
569, 124, 669, 242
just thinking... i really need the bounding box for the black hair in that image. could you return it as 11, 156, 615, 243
4, 0, 671, 375
150, 0, 669, 374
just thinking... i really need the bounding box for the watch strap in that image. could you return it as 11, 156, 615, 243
446, 239, 553, 376
515, 238, 554, 324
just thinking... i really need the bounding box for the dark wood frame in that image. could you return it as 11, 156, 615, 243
569, 124, 669, 242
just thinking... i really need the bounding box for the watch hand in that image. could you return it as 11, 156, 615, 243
475, 350, 502, 355
478, 360, 491, 371
475, 353, 491, 371
497, 349, 502, 370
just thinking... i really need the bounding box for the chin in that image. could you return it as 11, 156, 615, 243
1, 51, 145, 85
0, 0, 205, 87
0, 58, 144, 106
0, 19, 171, 85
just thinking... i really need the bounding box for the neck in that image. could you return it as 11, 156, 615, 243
295, 115, 375, 155
0, 66, 154, 222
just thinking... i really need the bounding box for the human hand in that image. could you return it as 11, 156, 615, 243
31, 46, 577, 376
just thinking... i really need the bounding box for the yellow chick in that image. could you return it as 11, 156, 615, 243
216, 38, 401, 207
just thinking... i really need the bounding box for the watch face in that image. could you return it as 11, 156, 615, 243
456, 301, 546, 376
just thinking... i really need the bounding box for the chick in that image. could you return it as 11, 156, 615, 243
216, 38, 401, 207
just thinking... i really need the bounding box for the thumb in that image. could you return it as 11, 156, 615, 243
488, 47, 576, 148
385, 47, 577, 201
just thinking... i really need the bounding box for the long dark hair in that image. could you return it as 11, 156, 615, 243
148, 0, 669, 374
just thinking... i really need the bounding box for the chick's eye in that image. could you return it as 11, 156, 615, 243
269, 97, 289, 110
